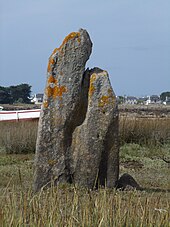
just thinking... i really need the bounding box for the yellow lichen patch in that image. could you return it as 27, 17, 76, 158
107, 88, 113, 95
48, 159, 57, 166
98, 96, 109, 108
52, 48, 58, 55
58, 32, 80, 51
46, 86, 53, 98
47, 32, 80, 73
77, 37, 81, 43
53, 85, 67, 98
47, 57, 55, 72
44, 75, 56, 99
48, 75, 57, 84
47, 61, 51, 72
44, 74, 67, 105
43, 101, 48, 108
45, 75, 58, 98
89, 73, 96, 97
98, 95, 115, 108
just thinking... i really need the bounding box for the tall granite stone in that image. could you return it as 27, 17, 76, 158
33, 29, 119, 192
34, 29, 92, 192
70, 68, 119, 188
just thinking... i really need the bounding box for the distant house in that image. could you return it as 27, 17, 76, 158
146, 95, 161, 105
138, 97, 148, 105
125, 96, 138, 105
163, 96, 170, 105
31, 93, 44, 104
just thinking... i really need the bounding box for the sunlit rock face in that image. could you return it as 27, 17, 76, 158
33, 29, 119, 192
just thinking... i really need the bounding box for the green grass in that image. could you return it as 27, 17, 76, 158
0, 144, 169, 226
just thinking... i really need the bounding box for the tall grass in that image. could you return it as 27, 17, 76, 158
0, 115, 169, 226
119, 116, 170, 146
0, 121, 38, 154
0, 185, 169, 226
0, 116, 170, 153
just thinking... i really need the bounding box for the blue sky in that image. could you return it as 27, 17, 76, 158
0, 0, 170, 96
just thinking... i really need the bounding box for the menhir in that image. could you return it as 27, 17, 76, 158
33, 29, 119, 192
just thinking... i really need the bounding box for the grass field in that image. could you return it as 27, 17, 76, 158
0, 114, 170, 226
0, 143, 169, 226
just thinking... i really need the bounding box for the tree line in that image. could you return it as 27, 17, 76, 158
0, 84, 32, 104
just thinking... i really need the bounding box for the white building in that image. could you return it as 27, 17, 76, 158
31, 94, 44, 104
146, 95, 161, 105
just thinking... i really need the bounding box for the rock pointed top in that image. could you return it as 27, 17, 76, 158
43, 28, 92, 109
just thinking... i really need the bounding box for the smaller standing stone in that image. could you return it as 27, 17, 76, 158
70, 68, 119, 189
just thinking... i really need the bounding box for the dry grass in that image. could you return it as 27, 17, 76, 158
0, 149, 169, 227
0, 111, 170, 225
0, 116, 170, 154
1, 186, 169, 226
119, 116, 170, 145
0, 121, 38, 153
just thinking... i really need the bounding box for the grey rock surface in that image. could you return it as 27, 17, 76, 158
70, 68, 119, 188
34, 29, 92, 192
116, 173, 141, 190
33, 29, 119, 192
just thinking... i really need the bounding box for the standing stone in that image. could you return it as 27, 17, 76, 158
70, 68, 119, 189
33, 29, 119, 192
34, 29, 92, 192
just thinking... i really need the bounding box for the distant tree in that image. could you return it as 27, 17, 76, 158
9, 84, 32, 104
117, 96, 124, 104
0, 86, 11, 104
0, 84, 32, 104
160, 91, 170, 101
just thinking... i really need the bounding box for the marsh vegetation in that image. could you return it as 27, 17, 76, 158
0, 111, 169, 226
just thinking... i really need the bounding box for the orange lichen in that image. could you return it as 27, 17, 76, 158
47, 57, 55, 72
43, 100, 49, 108
48, 159, 57, 166
89, 73, 96, 97
46, 86, 53, 97
59, 32, 80, 50
45, 75, 58, 97
77, 37, 81, 43
44, 32, 80, 107
53, 85, 67, 98
98, 94, 115, 108
48, 75, 57, 84
107, 88, 113, 95
43, 75, 67, 107
47, 32, 80, 73
98, 96, 110, 107
52, 48, 58, 55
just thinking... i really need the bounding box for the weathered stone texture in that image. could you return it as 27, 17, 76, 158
33, 29, 119, 192
70, 68, 119, 188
